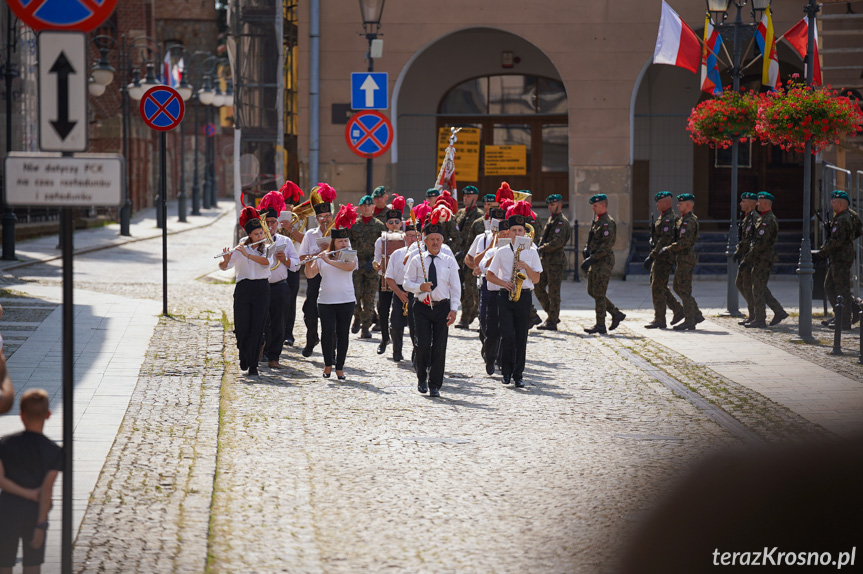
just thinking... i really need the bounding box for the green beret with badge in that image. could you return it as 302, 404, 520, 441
482, 193, 496, 203
831, 190, 850, 202
741, 192, 757, 200
546, 194, 563, 204
589, 194, 607, 204
359, 195, 373, 206
372, 186, 387, 198
757, 191, 775, 202
426, 188, 440, 198
676, 193, 695, 202
462, 185, 479, 196
654, 191, 672, 202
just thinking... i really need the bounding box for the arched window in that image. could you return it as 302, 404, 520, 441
439, 75, 567, 115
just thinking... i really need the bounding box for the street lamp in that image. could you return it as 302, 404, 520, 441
2, 5, 19, 260
706, 0, 771, 318
165, 43, 193, 223
192, 54, 216, 212
358, 0, 386, 199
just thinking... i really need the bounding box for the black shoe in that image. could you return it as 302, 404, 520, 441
322, 369, 331, 378
429, 388, 440, 397
239, 359, 248, 371
821, 317, 835, 327
392, 352, 403, 362
351, 319, 360, 334
529, 315, 543, 329
738, 317, 752, 325
284, 338, 295, 347
502, 375, 511, 385
455, 322, 470, 330
514, 378, 525, 388
673, 321, 696, 331
247, 367, 258, 376
584, 324, 607, 334
770, 310, 789, 326
644, 321, 666, 329
609, 311, 626, 331
337, 375, 347, 380
695, 313, 705, 324
671, 309, 685, 325
301, 336, 319, 358
360, 329, 372, 339
417, 381, 428, 394
486, 361, 495, 375
377, 341, 387, 354
745, 321, 768, 329
537, 321, 558, 331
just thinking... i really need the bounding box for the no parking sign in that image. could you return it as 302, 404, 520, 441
5, 0, 119, 31
345, 110, 393, 159
140, 86, 185, 131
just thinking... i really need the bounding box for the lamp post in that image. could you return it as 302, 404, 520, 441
2, 5, 19, 260
195, 56, 216, 211
796, 0, 820, 343
706, 0, 771, 318
358, 0, 385, 199
165, 43, 193, 223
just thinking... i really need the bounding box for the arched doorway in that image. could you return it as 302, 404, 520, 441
393, 28, 567, 203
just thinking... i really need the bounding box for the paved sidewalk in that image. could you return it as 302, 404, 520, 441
0, 200, 233, 273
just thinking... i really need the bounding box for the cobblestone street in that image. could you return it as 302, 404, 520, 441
1, 209, 860, 573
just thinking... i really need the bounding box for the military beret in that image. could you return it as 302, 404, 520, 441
462, 185, 479, 195
832, 190, 850, 202
358, 195, 373, 206
372, 186, 387, 198
423, 222, 443, 236
676, 193, 695, 202
508, 214, 527, 227
589, 194, 607, 204
546, 194, 563, 204
654, 191, 673, 202
740, 192, 758, 200
482, 193, 496, 203
426, 188, 440, 198
757, 191, 775, 202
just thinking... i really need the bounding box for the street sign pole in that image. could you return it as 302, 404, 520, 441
366, 59, 374, 200
61, 200, 73, 574
161, 131, 168, 316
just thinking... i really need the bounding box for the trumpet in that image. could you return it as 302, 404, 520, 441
213, 237, 268, 258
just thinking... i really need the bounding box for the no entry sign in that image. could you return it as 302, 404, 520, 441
140, 86, 185, 131
345, 110, 393, 159
6, 0, 119, 32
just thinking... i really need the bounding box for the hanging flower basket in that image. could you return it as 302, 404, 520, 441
686, 90, 760, 149
756, 78, 863, 154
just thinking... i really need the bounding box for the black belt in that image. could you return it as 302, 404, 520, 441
269, 279, 287, 285
420, 297, 449, 307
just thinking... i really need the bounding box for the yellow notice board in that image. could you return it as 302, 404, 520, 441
437, 127, 480, 182
484, 145, 527, 176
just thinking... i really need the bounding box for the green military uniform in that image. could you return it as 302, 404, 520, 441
350, 216, 387, 332
818, 196, 862, 329
667, 201, 703, 328
744, 202, 786, 326
647, 205, 684, 327
373, 207, 390, 225
535, 211, 571, 325
734, 208, 759, 321
586, 211, 621, 328
455, 202, 484, 327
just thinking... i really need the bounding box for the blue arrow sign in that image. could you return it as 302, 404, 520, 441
351, 72, 387, 110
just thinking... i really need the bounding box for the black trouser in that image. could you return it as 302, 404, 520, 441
498, 289, 531, 380
264, 280, 289, 362
478, 278, 490, 345
484, 288, 502, 369
390, 286, 410, 358
377, 289, 393, 343
318, 301, 355, 370
234, 278, 269, 370
413, 299, 450, 390
303, 274, 322, 343
284, 269, 300, 343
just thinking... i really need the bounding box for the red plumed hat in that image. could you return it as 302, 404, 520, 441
496, 182, 514, 204
413, 200, 432, 225
333, 203, 358, 230
391, 194, 406, 213
258, 191, 285, 218
506, 199, 533, 219
239, 206, 263, 233
498, 198, 515, 214
279, 180, 304, 204
434, 190, 457, 214
312, 182, 337, 204
430, 204, 453, 224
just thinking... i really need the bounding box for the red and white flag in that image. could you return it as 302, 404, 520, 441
653, 0, 701, 74
784, 16, 822, 85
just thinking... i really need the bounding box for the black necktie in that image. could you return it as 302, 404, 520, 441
428, 254, 438, 290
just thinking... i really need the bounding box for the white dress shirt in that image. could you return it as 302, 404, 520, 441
385, 244, 412, 286
299, 226, 327, 258
317, 257, 359, 305
226, 244, 271, 282
268, 233, 301, 282
480, 246, 503, 291
403, 250, 461, 311
467, 230, 494, 286
487, 241, 543, 290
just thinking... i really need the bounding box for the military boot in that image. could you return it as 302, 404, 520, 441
609, 311, 627, 331
769, 309, 789, 326
584, 324, 607, 334
644, 320, 666, 329
671, 309, 685, 325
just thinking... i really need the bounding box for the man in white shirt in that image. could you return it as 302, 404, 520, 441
486, 213, 543, 388
298, 201, 334, 357
478, 219, 511, 376
466, 207, 507, 350
385, 223, 419, 363
403, 220, 461, 397
263, 204, 301, 369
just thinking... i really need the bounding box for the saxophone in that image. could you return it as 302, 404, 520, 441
509, 241, 528, 302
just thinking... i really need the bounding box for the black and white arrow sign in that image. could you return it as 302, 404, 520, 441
38, 32, 88, 152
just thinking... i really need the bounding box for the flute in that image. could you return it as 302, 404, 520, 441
213, 238, 268, 258
303, 247, 351, 264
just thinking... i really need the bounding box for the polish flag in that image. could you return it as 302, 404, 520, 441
653, 0, 701, 74
784, 16, 822, 85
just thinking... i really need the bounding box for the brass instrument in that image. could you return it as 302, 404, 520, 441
525, 222, 535, 242
513, 190, 532, 202
509, 237, 529, 302
402, 298, 408, 316
287, 192, 323, 234
374, 231, 405, 292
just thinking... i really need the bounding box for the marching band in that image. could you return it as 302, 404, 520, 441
220, 177, 573, 397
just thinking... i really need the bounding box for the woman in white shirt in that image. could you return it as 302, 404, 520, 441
304, 211, 358, 380
219, 208, 271, 377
